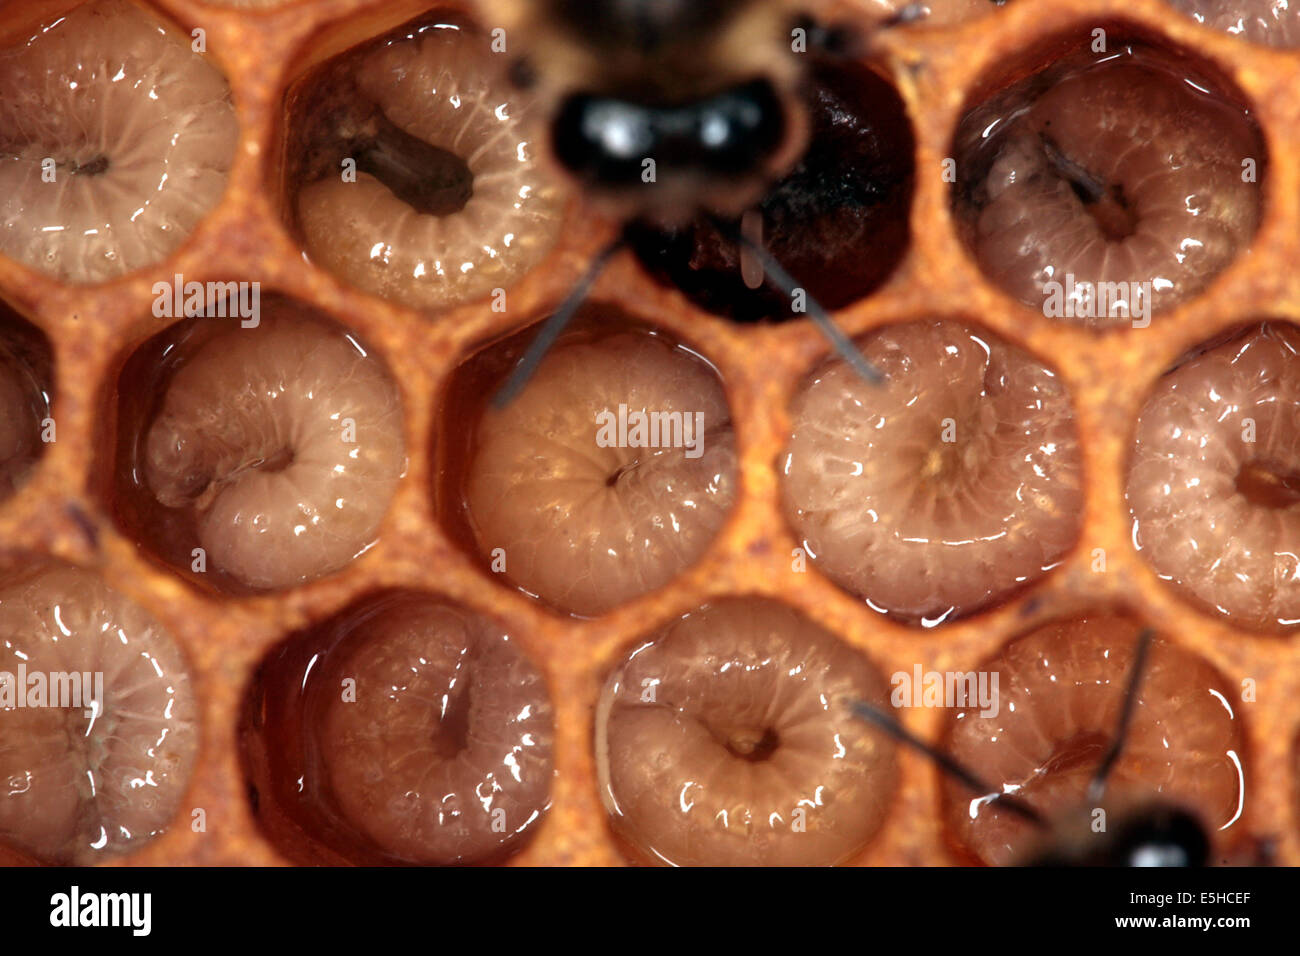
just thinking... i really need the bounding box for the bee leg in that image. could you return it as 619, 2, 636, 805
1087, 627, 1155, 802
492, 235, 625, 408
712, 214, 885, 385
848, 699, 1046, 826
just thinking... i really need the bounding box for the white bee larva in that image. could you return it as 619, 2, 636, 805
142, 303, 406, 591
781, 320, 1082, 624
1128, 323, 1300, 630
464, 329, 736, 617
0, 0, 237, 283
595, 598, 898, 866
296, 23, 565, 311
0, 563, 199, 864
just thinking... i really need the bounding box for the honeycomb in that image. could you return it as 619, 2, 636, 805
1, 0, 1298, 867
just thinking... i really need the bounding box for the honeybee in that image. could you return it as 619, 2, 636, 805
480, 0, 929, 401
483, 0, 827, 220
850, 629, 1272, 868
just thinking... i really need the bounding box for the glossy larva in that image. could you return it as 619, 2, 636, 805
0, 0, 237, 283
851, 617, 1254, 866
595, 598, 898, 866
294, 21, 566, 311
0, 563, 199, 864
953, 46, 1261, 324
1128, 323, 1300, 631
141, 304, 406, 591
312, 595, 555, 865
464, 327, 736, 616
781, 320, 1082, 624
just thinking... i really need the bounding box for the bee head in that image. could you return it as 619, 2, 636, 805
491, 0, 807, 219
548, 78, 795, 218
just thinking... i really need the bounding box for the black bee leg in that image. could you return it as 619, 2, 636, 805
848, 699, 1047, 826
492, 235, 625, 408
1087, 627, 1156, 802
713, 215, 884, 385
